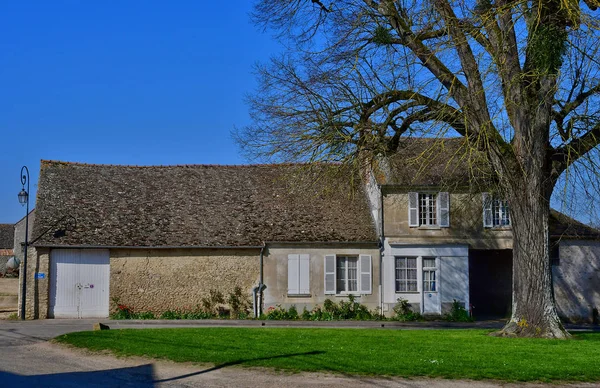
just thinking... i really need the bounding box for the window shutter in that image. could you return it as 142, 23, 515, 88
438, 192, 450, 227
299, 254, 310, 294
287, 254, 299, 294
408, 192, 419, 227
359, 254, 372, 294
324, 254, 336, 295
482, 193, 493, 228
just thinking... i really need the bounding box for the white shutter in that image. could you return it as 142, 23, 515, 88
438, 192, 450, 227
324, 254, 336, 295
359, 254, 372, 294
299, 254, 310, 294
482, 193, 493, 228
408, 192, 419, 227
287, 254, 299, 294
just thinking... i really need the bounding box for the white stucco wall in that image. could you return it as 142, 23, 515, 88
553, 240, 600, 323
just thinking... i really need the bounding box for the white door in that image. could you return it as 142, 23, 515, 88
422, 257, 441, 314
50, 249, 110, 318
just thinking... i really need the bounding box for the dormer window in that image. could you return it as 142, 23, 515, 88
408, 192, 450, 228
483, 193, 510, 228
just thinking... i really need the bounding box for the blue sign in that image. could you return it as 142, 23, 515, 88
35, 273, 46, 279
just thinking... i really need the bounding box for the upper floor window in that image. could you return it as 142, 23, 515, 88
483, 193, 510, 228
408, 192, 450, 228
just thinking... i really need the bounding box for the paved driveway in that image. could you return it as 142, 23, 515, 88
0, 319, 595, 387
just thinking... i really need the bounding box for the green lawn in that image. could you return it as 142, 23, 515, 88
55, 328, 600, 382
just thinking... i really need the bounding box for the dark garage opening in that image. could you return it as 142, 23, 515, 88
469, 249, 513, 319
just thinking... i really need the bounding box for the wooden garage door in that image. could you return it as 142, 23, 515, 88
49, 249, 110, 318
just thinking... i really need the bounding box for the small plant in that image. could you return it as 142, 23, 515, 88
444, 299, 473, 322
301, 307, 311, 320
201, 290, 225, 315
110, 297, 137, 319
392, 298, 422, 321
160, 310, 182, 320
228, 286, 251, 319
136, 311, 156, 320
7, 312, 18, 320
287, 305, 299, 320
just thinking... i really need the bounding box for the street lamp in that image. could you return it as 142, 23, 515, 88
18, 166, 30, 320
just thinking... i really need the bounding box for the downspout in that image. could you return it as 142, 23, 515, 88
253, 242, 267, 318
379, 185, 385, 317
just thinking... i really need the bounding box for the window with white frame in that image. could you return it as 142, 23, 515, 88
408, 192, 450, 228
395, 256, 418, 292
483, 193, 510, 228
287, 254, 310, 295
336, 256, 358, 293
324, 254, 372, 295
419, 193, 437, 226
422, 257, 437, 292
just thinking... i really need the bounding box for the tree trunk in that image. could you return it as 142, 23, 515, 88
496, 174, 570, 339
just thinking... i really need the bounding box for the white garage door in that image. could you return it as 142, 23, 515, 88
49, 249, 110, 318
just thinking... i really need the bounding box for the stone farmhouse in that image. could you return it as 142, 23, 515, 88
19, 139, 600, 322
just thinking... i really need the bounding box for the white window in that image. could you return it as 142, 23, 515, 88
336, 256, 358, 293
395, 256, 418, 292
287, 254, 310, 295
419, 193, 437, 226
483, 193, 510, 228
409, 192, 450, 228
422, 257, 437, 292
324, 254, 372, 295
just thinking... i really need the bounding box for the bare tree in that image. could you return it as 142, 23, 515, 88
237, 0, 600, 338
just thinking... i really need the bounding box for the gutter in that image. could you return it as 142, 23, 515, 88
31, 244, 265, 250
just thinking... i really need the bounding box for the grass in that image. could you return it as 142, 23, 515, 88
55, 328, 600, 382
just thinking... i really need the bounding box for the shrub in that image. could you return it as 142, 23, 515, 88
392, 298, 422, 321
301, 307, 311, 320
287, 305, 299, 320
228, 286, 251, 319
160, 310, 182, 320
262, 298, 374, 321
110, 297, 136, 320
201, 290, 225, 315
136, 311, 156, 320
265, 305, 289, 320
444, 299, 473, 322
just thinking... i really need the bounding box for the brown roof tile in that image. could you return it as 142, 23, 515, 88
0, 224, 14, 249
32, 161, 377, 247
381, 137, 490, 187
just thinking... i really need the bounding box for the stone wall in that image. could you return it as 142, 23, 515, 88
110, 248, 260, 313
554, 240, 600, 323
19, 246, 49, 319
14, 211, 35, 267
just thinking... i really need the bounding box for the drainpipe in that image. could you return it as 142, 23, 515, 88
253, 242, 267, 318
379, 185, 385, 317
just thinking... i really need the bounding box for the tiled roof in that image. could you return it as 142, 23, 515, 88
0, 224, 14, 249
32, 161, 377, 247
381, 137, 490, 187
549, 210, 600, 240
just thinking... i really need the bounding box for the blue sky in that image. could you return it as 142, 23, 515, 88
0, 1, 282, 223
